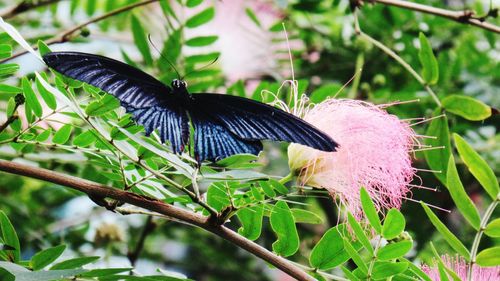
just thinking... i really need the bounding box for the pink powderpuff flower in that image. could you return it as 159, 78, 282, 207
288, 99, 418, 219
421, 255, 500, 280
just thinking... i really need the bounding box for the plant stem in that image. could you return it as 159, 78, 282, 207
353, 13, 442, 107
127, 216, 156, 267
0, 0, 62, 19
369, 0, 500, 34
347, 53, 364, 99
467, 196, 499, 281
0, 159, 316, 281
367, 235, 383, 279
2, 0, 160, 63
279, 172, 295, 185
0, 94, 24, 134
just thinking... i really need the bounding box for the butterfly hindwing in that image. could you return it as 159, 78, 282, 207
189, 111, 263, 162
43, 52, 189, 154
190, 93, 338, 152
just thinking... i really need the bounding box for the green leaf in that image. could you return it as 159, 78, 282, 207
476, 246, 500, 266
445, 155, 481, 230
30, 245, 66, 270
185, 7, 215, 28
131, 15, 152, 66
185, 52, 220, 65
35, 76, 57, 110
85, 95, 120, 116
484, 218, 500, 238
259, 181, 276, 197
35, 128, 51, 142
215, 154, 259, 169
0, 211, 20, 262
6, 98, 15, 117
421, 203, 470, 259
206, 183, 231, 212
185, 36, 218, 47
270, 201, 299, 257
291, 209, 323, 224
0, 84, 22, 94
424, 110, 451, 184
341, 266, 360, 281
22, 78, 42, 117
309, 225, 349, 270
268, 179, 288, 195
72, 130, 96, 147
442, 95, 491, 121
403, 258, 432, 281
186, 0, 203, 7
418, 32, 439, 85
372, 261, 408, 279
360, 187, 382, 234
343, 238, 368, 273
50, 256, 100, 270
52, 124, 72, 145
0, 64, 19, 76
347, 212, 373, 254
37, 40, 51, 56
245, 8, 261, 27
382, 209, 406, 240
454, 134, 499, 200
236, 205, 263, 241
378, 241, 412, 260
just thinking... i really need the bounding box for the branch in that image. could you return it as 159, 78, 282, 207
1, 0, 160, 63
0, 0, 62, 19
127, 216, 156, 267
0, 159, 315, 281
353, 12, 442, 106
369, 0, 500, 34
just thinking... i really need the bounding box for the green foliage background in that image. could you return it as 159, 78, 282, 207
0, 0, 498, 280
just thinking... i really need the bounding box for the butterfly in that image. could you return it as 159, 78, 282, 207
42, 52, 338, 164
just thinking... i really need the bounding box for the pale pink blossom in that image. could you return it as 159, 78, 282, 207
288, 99, 417, 219
421, 256, 500, 280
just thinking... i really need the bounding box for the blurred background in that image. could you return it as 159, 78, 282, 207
0, 0, 498, 280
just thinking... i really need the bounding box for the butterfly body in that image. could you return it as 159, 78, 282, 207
43, 52, 338, 164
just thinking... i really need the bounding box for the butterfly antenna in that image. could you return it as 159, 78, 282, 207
182, 56, 219, 80
147, 34, 181, 80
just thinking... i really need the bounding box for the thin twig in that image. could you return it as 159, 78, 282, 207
369, 0, 500, 34
353, 12, 442, 107
127, 216, 156, 267
0, 159, 316, 281
0, 0, 62, 19
2, 0, 160, 63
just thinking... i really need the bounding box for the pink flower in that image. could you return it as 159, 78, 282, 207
421, 256, 500, 280
288, 99, 417, 219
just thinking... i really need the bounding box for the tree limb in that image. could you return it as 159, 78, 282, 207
0, 159, 316, 281
0, 0, 62, 19
1, 0, 160, 63
369, 0, 500, 34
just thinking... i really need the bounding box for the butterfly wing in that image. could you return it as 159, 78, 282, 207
43, 52, 189, 153
189, 110, 263, 162
190, 93, 338, 152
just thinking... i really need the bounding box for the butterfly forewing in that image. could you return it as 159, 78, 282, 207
43, 52, 189, 154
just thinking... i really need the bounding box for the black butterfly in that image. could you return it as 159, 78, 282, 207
43, 52, 338, 163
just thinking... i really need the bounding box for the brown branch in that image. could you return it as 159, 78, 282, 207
1, 0, 160, 63
0, 159, 315, 281
0, 0, 62, 19
369, 0, 500, 34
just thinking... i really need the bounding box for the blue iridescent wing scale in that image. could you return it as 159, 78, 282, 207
43, 52, 189, 153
